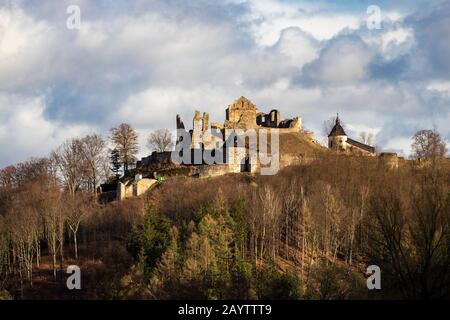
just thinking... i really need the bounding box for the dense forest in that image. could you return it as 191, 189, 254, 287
0, 126, 449, 300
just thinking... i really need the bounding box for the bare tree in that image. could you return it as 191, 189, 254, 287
42, 190, 63, 281
258, 185, 281, 262
79, 134, 108, 194
281, 180, 300, 260
0, 158, 56, 189
367, 173, 450, 299
0, 216, 10, 280
147, 129, 174, 153
318, 183, 344, 261
51, 139, 87, 195
359, 132, 374, 146
65, 193, 93, 259
411, 129, 447, 164
110, 123, 139, 173
8, 194, 40, 285
0, 165, 17, 188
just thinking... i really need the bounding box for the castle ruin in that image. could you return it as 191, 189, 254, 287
110, 96, 405, 201
174, 96, 302, 176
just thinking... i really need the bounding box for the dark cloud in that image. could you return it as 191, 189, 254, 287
369, 55, 410, 81
406, 1, 450, 78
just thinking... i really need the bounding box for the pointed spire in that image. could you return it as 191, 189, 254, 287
328, 113, 346, 137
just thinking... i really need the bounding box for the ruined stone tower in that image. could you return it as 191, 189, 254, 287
225, 96, 258, 129
379, 152, 399, 170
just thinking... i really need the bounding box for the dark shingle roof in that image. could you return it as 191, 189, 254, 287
346, 138, 375, 154
328, 117, 347, 137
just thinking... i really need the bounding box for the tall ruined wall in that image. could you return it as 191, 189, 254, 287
225, 96, 258, 129
190, 111, 222, 149
192, 111, 203, 148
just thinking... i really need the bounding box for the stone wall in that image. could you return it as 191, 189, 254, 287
134, 178, 157, 196
379, 152, 399, 170
225, 96, 258, 129
190, 164, 233, 178
257, 110, 281, 127
117, 178, 157, 200
117, 181, 133, 200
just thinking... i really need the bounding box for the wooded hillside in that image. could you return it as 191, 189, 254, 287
1, 154, 449, 299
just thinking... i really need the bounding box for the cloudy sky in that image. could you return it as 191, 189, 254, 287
0, 0, 449, 167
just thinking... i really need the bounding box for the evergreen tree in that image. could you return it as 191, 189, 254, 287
127, 207, 172, 276
110, 148, 121, 180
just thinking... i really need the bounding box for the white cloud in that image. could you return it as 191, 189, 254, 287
426, 81, 450, 94
381, 27, 413, 52
0, 94, 91, 165
246, 0, 361, 45
383, 137, 412, 156
75, 21, 108, 49
0, 7, 56, 89
273, 27, 319, 68
345, 123, 381, 137
115, 86, 233, 129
